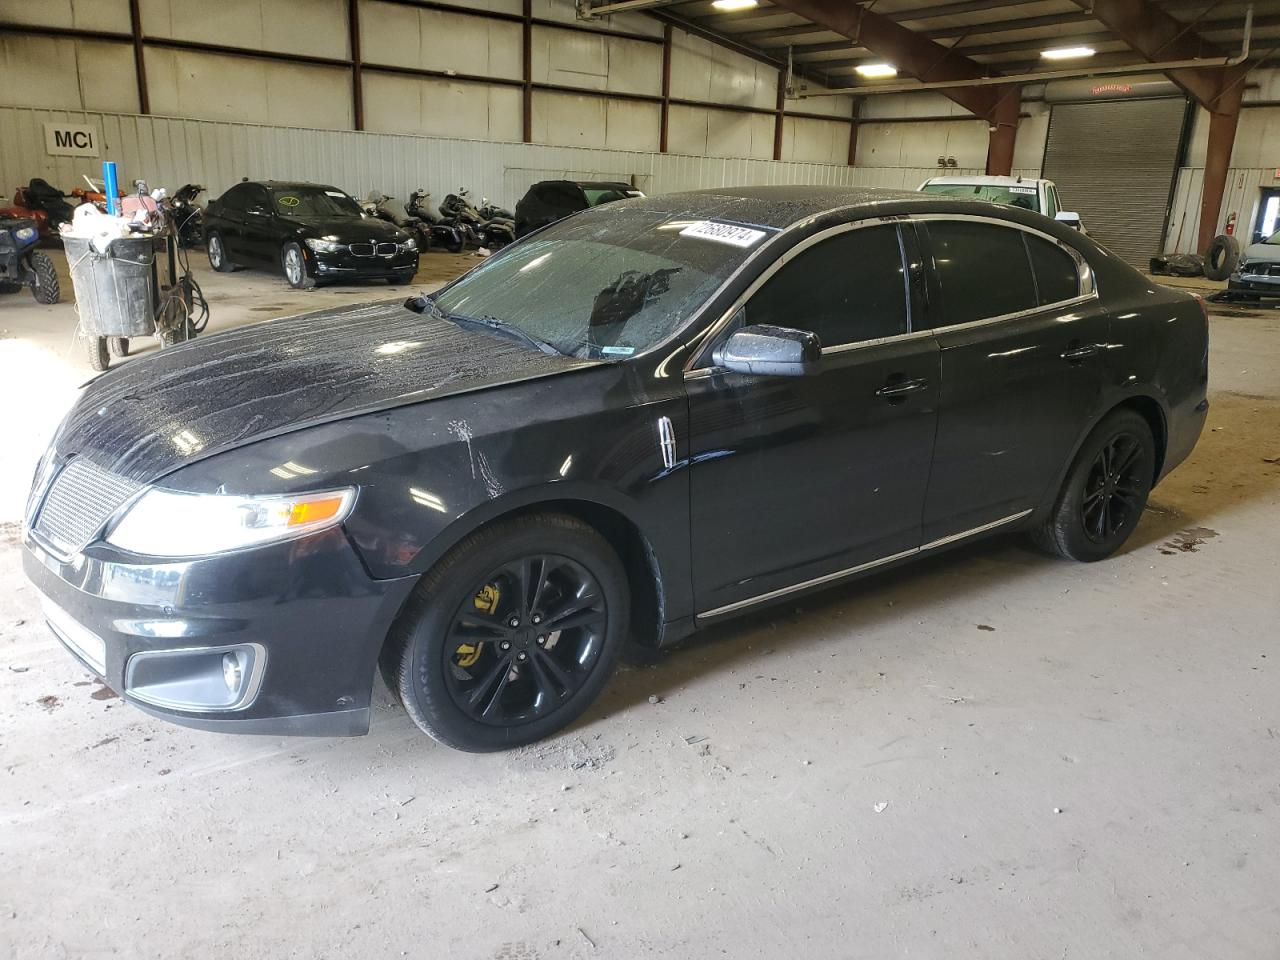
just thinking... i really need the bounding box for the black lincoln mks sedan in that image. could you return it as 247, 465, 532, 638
23, 186, 1208, 751
204, 180, 418, 289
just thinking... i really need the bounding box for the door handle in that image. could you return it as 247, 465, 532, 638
876, 377, 929, 400
1060, 342, 1099, 362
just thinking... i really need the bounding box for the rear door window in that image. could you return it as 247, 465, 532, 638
924, 220, 1038, 327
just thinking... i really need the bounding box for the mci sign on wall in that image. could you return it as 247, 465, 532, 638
44, 122, 101, 157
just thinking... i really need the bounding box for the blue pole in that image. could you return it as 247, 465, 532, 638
102, 160, 120, 216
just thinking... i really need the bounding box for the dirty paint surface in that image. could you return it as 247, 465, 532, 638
50, 301, 597, 485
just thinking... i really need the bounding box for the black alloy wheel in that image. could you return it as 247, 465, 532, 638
442, 554, 607, 728
1081, 432, 1147, 543
1031, 408, 1155, 562
388, 513, 628, 751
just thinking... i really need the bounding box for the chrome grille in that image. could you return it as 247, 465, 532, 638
350, 242, 398, 257
31, 459, 141, 556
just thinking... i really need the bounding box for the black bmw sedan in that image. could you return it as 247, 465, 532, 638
204, 180, 418, 289
23, 186, 1208, 752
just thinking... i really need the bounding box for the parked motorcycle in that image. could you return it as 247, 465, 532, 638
0, 216, 60, 303
405, 190, 466, 253
439, 188, 515, 250
478, 196, 514, 221
168, 183, 206, 248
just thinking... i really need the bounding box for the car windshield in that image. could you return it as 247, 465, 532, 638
429, 209, 774, 359
1264, 231, 1280, 246
921, 182, 1042, 213
271, 187, 362, 219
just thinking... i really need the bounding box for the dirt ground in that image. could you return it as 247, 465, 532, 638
0, 254, 1277, 959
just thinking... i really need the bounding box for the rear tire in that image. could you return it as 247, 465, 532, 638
30, 252, 59, 304
386, 513, 629, 752
1030, 409, 1155, 562
107, 336, 129, 357
82, 334, 109, 372
206, 231, 235, 272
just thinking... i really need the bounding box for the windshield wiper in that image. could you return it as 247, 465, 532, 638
460, 315, 562, 356
405, 295, 561, 355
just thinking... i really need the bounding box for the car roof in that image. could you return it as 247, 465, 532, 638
921, 175, 1051, 188
610, 185, 945, 230
244, 180, 348, 192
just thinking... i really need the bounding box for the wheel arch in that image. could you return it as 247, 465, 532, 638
384, 494, 667, 659
1034, 390, 1170, 523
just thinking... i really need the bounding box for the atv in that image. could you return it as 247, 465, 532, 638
0, 217, 60, 303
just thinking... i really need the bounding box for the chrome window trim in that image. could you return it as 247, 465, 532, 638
912, 211, 1098, 311
695, 509, 1032, 620
683, 218, 908, 374
682, 212, 1099, 377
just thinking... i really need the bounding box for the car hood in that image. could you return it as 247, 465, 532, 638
287, 216, 407, 241
1242, 241, 1280, 263
53, 301, 600, 484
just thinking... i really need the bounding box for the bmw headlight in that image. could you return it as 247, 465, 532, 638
15, 226, 37, 242
402, 238, 417, 252
305, 237, 344, 254
105, 487, 356, 557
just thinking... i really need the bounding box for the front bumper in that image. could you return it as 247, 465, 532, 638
23, 527, 418, 736
307, 246, 418, 281
1227, 272, 1280, 296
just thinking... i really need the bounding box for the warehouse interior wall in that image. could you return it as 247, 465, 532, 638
0, 0, 855, 165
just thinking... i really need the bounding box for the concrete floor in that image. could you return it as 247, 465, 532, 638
1, 253, 1278, 959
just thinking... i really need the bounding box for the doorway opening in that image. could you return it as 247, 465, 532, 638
1252, 187, 1280, 243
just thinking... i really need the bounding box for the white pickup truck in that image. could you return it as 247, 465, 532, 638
918, 175, 1086, 232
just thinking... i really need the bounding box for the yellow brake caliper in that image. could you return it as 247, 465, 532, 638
455, 583, 501, 668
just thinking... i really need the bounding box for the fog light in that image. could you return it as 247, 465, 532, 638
125, 643, 265, 712
222, 651, 244, 693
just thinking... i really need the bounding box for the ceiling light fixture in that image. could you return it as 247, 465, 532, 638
711, 0, 759, 10
855, 63, 898, 79
1041, 45, 1096, 60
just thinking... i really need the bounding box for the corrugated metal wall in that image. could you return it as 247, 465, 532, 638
1164, 167, 1280, 254
0, 105, 1035, 211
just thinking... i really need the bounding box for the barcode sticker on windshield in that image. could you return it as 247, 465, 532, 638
1009, 186, 1037, 195
680, 220, 767, 248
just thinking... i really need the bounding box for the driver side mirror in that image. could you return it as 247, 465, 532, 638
714, 324, 821, 377
1054, 211, 1083, 230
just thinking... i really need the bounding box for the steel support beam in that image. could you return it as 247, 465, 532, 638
1066, 0, 1249, 252
767, 0, 1018, 174
660, 23, 673, 152
128, 0, 149, 114
523, 0, 533, 143
348, 0, 363, 130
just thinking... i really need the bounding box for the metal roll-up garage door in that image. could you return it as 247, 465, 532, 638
1041, 97, 1187, 269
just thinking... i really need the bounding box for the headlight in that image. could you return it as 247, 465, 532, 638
304, 238, 344, 254
402, 238, 417, 252
15, 226, 37, 241
105, 487, 356, 557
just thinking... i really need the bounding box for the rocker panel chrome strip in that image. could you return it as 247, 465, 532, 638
696, 509, 1032, 620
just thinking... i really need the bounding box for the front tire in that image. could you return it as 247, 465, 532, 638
387, 513, 629, 752
281, 242, 314, 289
206, 231, 235, 272
1031, 409, 1155, 562
29, 252, 60, 304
